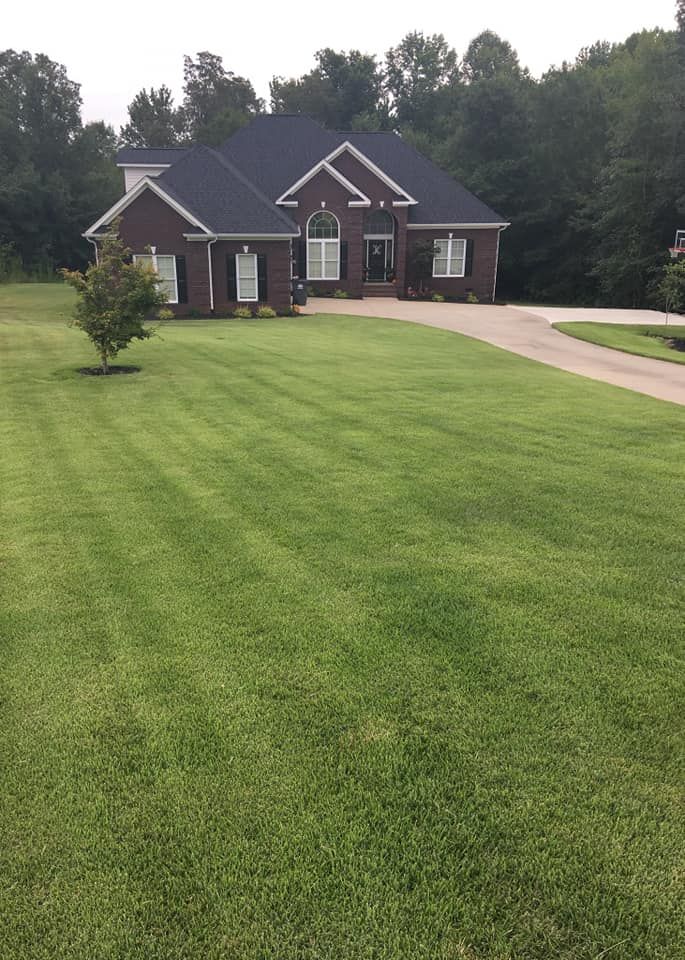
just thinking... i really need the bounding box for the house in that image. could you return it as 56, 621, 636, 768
85, 115, 509, 315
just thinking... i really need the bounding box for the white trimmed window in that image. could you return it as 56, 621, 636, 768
433, 238, 466, 278
307, 211, 340, 280
236, 253, 258, 301
133, 253, 178, 302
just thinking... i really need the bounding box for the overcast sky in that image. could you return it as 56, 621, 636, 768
6, 0, 679, 129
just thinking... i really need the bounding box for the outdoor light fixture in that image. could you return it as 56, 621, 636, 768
243, 244, 249, 253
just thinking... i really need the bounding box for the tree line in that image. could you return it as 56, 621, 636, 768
1, 2, 684, 305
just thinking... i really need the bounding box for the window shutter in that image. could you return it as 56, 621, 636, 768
465, 239, 474, 277
175, 256, 188, 303
340, 241, 348, 280
257, 254, 268, 301
297, 240, 307, 278
123, 253, 133, 265
227, 254, 237, 300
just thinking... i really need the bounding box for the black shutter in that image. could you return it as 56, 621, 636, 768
175, 256, 188, 303
227, 254, 237, 300
297, 240, 307, 278
465, 239, 474, 277
340, 241, 348, 280
123, 253, 133, 265
257, 254, 268, 301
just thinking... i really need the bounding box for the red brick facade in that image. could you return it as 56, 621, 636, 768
110, 190, 293, 314
406, 228, 501, 303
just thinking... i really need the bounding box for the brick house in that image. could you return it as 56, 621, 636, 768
85, 115, 509, 314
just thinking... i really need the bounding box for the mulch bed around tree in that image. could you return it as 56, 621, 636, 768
78, 365, 141, 376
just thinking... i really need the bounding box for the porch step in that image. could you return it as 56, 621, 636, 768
363, 283, 398, 299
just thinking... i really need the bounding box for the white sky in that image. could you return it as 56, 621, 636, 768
6, 0, 679, 130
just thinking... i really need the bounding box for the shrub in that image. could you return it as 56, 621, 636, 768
333, 289, 349, 299
431, 292, 445, 302
306, 285, 318, 297
256, 305, 277, 318
61, 222, 166, 374
233, 305, 253, 319
466, 291, 480, 304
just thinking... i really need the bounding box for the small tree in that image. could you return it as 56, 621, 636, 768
62, 223, 170, 373
407, 240, 435, 294
657, 259, 685, 324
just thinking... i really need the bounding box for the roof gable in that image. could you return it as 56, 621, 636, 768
276, 160, 370, 206
344, 132, 505, 224
84, 175, 213, 237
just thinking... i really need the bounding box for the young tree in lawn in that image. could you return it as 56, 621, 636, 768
657, 258, 685, 322
62, 223, 170, 374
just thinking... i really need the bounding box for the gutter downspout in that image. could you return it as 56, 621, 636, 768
492, 225, 508, 303
207, 237, 217, 312
85, 235, 99, 265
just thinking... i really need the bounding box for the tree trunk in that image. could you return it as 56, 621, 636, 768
101, 350, 109, 375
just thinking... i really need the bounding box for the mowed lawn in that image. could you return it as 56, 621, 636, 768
554, 320, 685, 365
1, 284, 683, 960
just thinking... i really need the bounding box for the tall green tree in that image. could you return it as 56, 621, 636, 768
271, 48, 385, 129
590, 29, 685, 305
181, 52, 262, 144
0, 49, 118, 273
462, 30, 523, 82
121, 85, 184, 146
384, 32, 460, 136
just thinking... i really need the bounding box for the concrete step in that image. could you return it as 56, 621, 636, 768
363, 283, 398, 299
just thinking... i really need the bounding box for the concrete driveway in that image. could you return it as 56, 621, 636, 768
306, 298, 685, 406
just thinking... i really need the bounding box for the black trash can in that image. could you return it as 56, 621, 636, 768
292, 281, 307, 306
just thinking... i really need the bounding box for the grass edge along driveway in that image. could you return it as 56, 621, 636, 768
554, 319, 685, 364
1, 284, 684, 960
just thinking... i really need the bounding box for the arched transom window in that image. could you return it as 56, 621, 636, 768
364, 209, 394, 237
307, 211, 340, 280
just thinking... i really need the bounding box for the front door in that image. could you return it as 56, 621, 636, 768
366, 239, 388, 281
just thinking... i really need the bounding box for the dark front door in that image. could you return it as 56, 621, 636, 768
366, 239, 388, 281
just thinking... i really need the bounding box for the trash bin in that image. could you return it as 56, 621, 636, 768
292, 281, 307, 306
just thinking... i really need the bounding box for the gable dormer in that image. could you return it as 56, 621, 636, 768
115, 148, 188, 193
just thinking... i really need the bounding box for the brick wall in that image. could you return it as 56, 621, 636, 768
406, 228, 501, 303
100, 188, 293, 315
212, 239, 292, 315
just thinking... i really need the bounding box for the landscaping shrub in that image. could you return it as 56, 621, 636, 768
333, 289, 349, 299
467, 291, 480, 304
233, 306, 253, 319
256, 305, 277, 318
431, 292, 445, 302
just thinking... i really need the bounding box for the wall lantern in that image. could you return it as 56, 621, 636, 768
448, 232, 453, 239
321, 201, 326, 208
243, 244, 249, 253
379, 200, 384, 208
150, 245, 157, 255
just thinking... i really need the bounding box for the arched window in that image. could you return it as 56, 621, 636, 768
364, 209, 394, 237
307, 211, 340, 280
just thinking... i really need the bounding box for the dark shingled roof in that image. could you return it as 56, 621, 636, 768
220, 115, 342, 200
343, 132, 504, 224
219, 116, 504, 224
116, 147, 189, 165
157, 146, 299, 234
112, 116, 504, 233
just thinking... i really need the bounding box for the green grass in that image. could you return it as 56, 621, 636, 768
1, 283, 683, 960
554, 320, 685, 364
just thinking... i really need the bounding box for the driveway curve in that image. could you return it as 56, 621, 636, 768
306, 298, 685, 406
